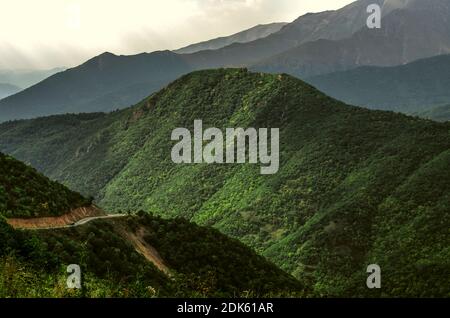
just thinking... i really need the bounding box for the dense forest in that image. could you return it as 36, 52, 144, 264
0, 152, 90, 218
0, 152, 301, 297
0, 214, 302, 297
0, 69, 449, 296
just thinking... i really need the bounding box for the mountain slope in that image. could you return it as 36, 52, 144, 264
0, 152, 301, 297
184, 0, 387, 69
254, 0, 450, 78
0, 212, 301, 297
0, 84, 21, 100
0, 152, 90, 218
0, 51, 192, 122
1, 69, 449, 296
174, 23, 287, 54
307, 54, 450, 113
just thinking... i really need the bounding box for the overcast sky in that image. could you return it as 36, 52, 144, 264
0, 0, 354, 70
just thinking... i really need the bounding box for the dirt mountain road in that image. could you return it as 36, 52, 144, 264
5, 206, 121, 230
7, 209, 171, 275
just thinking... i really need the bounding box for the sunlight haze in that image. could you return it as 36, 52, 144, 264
0, 0, 354, 70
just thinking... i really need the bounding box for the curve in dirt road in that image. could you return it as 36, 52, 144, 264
6, 205, 127, 230
7, 211, 171, 276
36, 214, 128, 230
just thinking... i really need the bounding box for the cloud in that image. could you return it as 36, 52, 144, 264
0, 0, 354, 70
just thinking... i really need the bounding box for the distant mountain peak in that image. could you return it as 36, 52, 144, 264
98, 51, 117, 57
175, 22, 287, 54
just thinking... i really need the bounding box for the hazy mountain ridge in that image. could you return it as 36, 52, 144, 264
253, 1, 450, 77
183, 0, 384, 69
307, 54, 450, 113
175, 23, 287, 54
0, 83, 21, 100
0, 68, 65, 89
0, 51, 192, 121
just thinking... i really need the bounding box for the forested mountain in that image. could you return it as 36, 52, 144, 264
0, 152, 89, 218
0, 213, 301, 297
1, 69, 448, 296
0, 150, 301, 297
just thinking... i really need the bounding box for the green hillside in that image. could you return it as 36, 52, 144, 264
0, 152, 90, 218
0, 148, 301, 297
0, 214, 301, 297
0, 69, 449, 297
